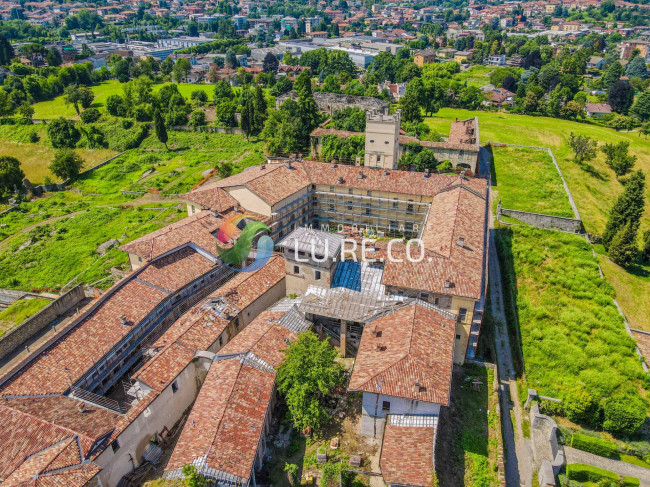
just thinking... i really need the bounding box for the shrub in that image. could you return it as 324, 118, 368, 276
49, 149, 84, 180
622, 477, 641, 487
566, 463, 619, 483
563, 386, 600, 426
29, 131, 39, 143
47, 118, 80, 148
121, 118, 134, 129
603, 394, 647, 436
570, 433, 617, 458
80, 108, 101, 123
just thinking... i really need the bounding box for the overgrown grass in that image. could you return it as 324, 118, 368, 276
454, 65, 493, 87
491, 145, 574, 218
0, 297, 51, 336
0, 205, 184, 291
0, 124, 117, 183
496, 225, 645, 401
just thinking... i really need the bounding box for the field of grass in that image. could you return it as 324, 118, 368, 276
0, 124, 117, 183
32, 80, 224, 120
454, 65, 493, 87
496, 225, 645, 401
491, 146, 574, 218
436, 364, 499, 487
0, 297, 51, 336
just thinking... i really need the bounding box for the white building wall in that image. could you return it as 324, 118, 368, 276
359, 392, 441, 437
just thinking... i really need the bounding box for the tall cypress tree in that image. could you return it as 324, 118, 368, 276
154, 109, 168, 150
603, 170, 646, 249
294, 70, 320, 145
0, 34, 14, 66
240, 86, 254, 141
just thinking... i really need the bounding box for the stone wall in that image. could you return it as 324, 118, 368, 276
276, 91, 389, 115
0, 285, 86, 361
500, 208, 583, 233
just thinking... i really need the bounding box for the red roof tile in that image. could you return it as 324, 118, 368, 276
349, 304, 455, 404
137, 246, 216, 292
380, 424, 435, 486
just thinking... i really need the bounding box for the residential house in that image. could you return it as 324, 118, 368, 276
584, 102, 612, 118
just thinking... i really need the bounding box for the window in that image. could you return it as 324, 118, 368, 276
219, 336, 223, 347
382, 401, 391, 413
347, 201, 353, 210
172, 381, 178, 393
456, 334, 461, 340
367, 190, 372, 196
315, 270, 321, 280
392, 199, 398, 208
329, 186, 334, 192
434, 297, 440, 306
458, 308, 467, 322
377, 155, 381, 162
294, 265, 300, 274
111, 440, 120, 453
365, 205, 371, 215
421, 293, 429, 300
348, 188, 353, 194
407, 200, 414, 214
384, 140, 389, 144
370, 139, 374, 143
329, 204, 335, 212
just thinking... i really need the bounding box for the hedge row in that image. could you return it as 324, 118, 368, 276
570, 433, 617, 458
566, 463, 639, 486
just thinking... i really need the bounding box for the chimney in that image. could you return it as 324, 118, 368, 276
357, 170, 364, 180
376, 343, 385, 351
260, 163, 266, 170
423, 169, 430, 178
285, 160, 293, 169
444, 280, 451, 290
414, 382, 421, 394
382, 170, 388, 176
457, 237, 465, 247
355, 156, 361, 166
337, 176, 344, 184
119, 315, 129, 326
298, 153, 303, 160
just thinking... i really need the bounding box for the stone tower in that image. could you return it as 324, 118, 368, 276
364, 110, 400, 170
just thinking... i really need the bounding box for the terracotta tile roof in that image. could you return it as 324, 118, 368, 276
133, 256, 286, 391
137, 246, 216, 292
585, 102, 612, 114
348, 303, 455, 404
165, 309, 303, 482
119, 211, 222, 261
30, 463, 101, 486
380, 424, 435, 486
0, 396, 117, 483
181, 186, 239, 212
0, 279, 169, 397
382, 182, 488, 300
165, 358, 276, 481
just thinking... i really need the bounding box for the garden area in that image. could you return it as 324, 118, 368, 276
496, 224, 648, 436
435, 364, 500, 487
490, 145, 574, 218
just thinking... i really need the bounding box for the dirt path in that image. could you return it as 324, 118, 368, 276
488, 207, 534, 485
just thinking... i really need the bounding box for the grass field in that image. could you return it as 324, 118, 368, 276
454, 65, 493, 87
491, 146, 574, 218
0, 124, 117, 183
0, 297, 51, 336
496, 225, 645, 401
32, 81, 222, 120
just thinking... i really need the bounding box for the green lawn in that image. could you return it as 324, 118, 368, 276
492, 146, 574, 218
0, 297, 51, 336
496, 225, 645, 401
32, 80, 222, 120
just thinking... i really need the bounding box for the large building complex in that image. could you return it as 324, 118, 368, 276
0, 119, 488, 487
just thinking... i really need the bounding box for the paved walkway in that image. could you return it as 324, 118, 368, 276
564, 447, 650, 486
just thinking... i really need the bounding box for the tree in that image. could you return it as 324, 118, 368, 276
630, 90, 650, 122
190, 90, 208, 105
214, 80, 234, 102
608, 221, 638, 266
63, 85, 94, 115
601, 141, 636, 177
625, 55, 647, 80
172, 57, 191, 83
602, 60, 624, 88
106, 94, 127, 117
0, 156, 24, 195
181, 465, 206, 487
263, 52, 279, 73
49, 149, 84, 180
47, 118, 80, 148
225, 50, 238, 69
160, 57, 173, 76
608, 80, 634, 114
46, 47, 62, 67
400, 89, 423, 123
568, 133, 597, 164
17, 103, 34, 121
154, 110, 168, 150
294, 70, 321, 144
216, 100, 237, 127
642, 230, 650, 262
603, 394, 647, 436
276, 331, 345, 432
603, 170, 646, 248
270, 76, 293, 97
0, 34, 14, 66
502, 74, 517, 92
